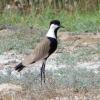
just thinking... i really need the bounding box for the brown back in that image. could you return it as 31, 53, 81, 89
22, 37, 50, 66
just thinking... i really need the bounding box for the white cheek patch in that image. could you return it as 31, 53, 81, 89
46, 24, 59, 39
50, 24, 59, 29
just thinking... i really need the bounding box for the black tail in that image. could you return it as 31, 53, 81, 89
15, 63, 25, 72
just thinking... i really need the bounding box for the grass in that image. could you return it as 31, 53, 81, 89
0, 9, 100, 33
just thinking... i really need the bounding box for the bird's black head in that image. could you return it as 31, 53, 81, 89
50, 20, 60, 26
48, 20, 64, 38
50, 20, 64, 29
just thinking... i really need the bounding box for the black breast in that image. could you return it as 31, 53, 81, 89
48, 37, 57, 55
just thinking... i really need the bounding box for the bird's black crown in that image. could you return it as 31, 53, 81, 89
50, 20, 60, 26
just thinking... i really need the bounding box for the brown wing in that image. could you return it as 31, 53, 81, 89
22, 37, 50, 66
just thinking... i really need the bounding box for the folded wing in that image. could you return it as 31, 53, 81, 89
22, 38, 50, 66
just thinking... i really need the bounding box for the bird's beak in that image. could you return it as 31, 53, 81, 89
60, 25, 64, 28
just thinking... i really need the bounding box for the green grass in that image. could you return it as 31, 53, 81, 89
0, 9, 100, 33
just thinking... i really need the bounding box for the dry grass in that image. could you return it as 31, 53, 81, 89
0, 85, 100, 100
0, 0, 99, 14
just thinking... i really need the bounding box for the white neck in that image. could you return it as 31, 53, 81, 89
46, 24, 59, 39
46, 28, 56, 39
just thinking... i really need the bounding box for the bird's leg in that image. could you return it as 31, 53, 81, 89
41, 64, 43, 86
40, 59, 46, 86
42, 63, 45, 83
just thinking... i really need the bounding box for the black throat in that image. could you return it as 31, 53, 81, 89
48, 37, 57, 56
54, 28, 59, 38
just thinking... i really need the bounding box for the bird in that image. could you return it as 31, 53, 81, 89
15, 20, 64, 85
